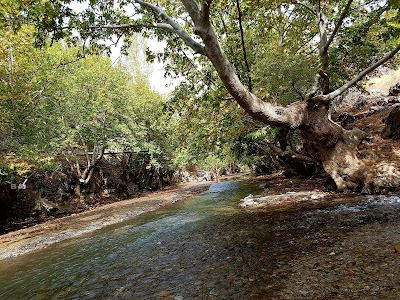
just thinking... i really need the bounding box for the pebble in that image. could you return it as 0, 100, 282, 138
209, 290, 219, 296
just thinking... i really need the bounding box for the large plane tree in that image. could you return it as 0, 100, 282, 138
7, 0, 400, 192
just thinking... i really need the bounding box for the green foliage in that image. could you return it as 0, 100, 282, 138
253, 49, 315, 104
326, 2, 400, 89
166, 84, 251, 168
0, 153, 33, 184
0, 25, 176, 181
3, 0, 399, 176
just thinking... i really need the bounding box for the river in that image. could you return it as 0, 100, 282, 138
1, 180, 400, 299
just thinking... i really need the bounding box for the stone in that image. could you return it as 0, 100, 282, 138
209, 290, 219, 296
239, 194, 261, 207
195, 170, 212, 182
389, 83, 400, 96
157, 290, 173, 298
369, 88, 386, 96
239, 191, 326, 208
338, 112, 356, 129
369, 106, 381, 112
383, 106, 400, 139
377, 97, 389, 106
394, 244, 400, 253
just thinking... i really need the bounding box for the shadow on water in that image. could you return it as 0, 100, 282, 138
1, 180, 400, 299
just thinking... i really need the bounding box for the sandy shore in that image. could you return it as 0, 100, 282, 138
0, 181, 212, 260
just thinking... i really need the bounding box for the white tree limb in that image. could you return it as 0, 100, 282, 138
133, 0, 205, 55
178, 0, 306, 127
180, 0, 201, 22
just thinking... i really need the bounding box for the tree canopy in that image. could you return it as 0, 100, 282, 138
0, 22, 176, 184
2, 0, 400, 192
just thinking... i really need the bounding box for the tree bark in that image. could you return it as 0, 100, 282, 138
300, 103, 365, 190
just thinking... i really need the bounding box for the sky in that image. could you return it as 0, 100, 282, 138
140, 40, 180, 95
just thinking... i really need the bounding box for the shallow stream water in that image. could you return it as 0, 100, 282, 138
1, 180, 400, 299
0, 181, 261, 299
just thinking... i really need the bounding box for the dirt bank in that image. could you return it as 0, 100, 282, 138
0, 181, 212, 260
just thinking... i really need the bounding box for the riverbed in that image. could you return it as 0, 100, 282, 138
1, 179, 400, 299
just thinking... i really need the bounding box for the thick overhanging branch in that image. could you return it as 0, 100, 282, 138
133, 0, 205, 55
179, 0, 306, 128
130, 0, 306, 128
313, 43, 400, 102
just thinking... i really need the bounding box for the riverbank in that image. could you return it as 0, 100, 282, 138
0, 181, 212, 260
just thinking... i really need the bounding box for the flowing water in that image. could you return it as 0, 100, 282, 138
1, 181, 400, 299
0, 181, 262, 299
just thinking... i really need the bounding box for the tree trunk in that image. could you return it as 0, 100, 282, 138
300, 103, 400, 192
